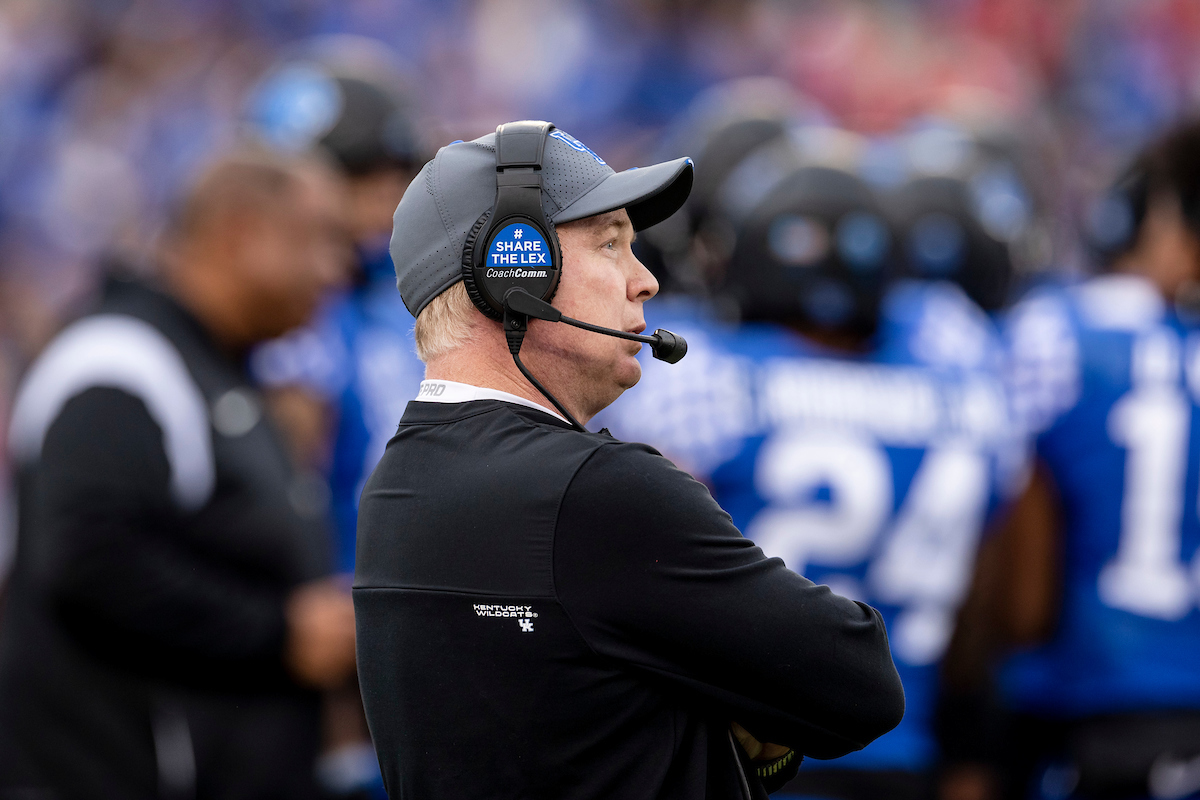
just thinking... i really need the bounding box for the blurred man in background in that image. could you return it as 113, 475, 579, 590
247, 37, 425, 583
0, 386, 12, 610
608, 147, 1020, 799
244, 42, 425, 797
957, 120, 1200, 800
0, 148, 356, 800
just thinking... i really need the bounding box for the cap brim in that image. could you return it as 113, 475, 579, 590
552, 156, 694, 232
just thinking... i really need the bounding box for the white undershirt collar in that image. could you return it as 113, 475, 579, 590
414, 379, 568, 423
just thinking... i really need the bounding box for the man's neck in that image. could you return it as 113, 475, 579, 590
424, 341, 591, 425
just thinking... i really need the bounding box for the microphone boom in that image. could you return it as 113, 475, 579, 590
504, 289, 688, 363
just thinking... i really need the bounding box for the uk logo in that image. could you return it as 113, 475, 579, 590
518, 619, 535, 633
549, 130, 607, 166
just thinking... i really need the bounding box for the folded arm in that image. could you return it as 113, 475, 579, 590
554, 442, 905, 760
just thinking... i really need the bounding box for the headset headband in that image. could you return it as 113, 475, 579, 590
462, 121, 562, 321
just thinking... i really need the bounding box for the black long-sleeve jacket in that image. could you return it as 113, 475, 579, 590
354, 395, 904, 800
0, 278, 332, 799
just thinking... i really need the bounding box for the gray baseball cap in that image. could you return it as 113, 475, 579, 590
390, 126, 694, 317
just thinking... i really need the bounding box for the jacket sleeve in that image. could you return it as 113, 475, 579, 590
35, 387, 289, 686
553, 441, 905, 759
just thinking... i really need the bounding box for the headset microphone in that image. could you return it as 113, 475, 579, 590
503, 289, 688, 364
498, 290, 687, 432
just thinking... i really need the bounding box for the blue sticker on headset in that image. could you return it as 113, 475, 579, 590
486, 224, 551, 278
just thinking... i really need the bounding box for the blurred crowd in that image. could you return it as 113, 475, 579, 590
4, 0, 1200, 799
0, 0, 1199, 353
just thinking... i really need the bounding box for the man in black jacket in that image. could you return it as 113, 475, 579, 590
354, 124, 905, 800
0, 150, 358, 799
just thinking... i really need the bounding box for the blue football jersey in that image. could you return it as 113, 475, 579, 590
1002, 274, 1200, 716
253, 263, 425, 574
605, 282, 1019, 770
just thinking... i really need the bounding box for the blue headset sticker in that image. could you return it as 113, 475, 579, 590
486, 223, 551, 278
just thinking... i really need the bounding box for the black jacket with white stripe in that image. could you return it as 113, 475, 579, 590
0, 277, 332, 799
355, 393, 905, 800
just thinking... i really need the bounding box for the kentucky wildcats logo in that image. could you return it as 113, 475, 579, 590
473, 603, 538, 633
549, 130, 607, 166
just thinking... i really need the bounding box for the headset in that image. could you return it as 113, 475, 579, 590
461, 121, 687, 431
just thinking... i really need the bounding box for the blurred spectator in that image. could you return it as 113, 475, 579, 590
0, 345, 13, 598
245, 38, 425, 798
953, 120, 1200, 800
0, 0, 1196, 332
247, 38, 425, 559
0, 148, 355, 799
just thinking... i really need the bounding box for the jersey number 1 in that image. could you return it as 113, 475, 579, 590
1101, 381, 1195, 620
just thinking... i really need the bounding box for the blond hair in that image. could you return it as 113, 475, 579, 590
413, 281, 479, 362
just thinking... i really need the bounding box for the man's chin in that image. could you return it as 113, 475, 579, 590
615, 358, 643, 392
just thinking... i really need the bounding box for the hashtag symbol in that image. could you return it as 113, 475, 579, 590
519, 619, 534, 633
514, 229, 523, 239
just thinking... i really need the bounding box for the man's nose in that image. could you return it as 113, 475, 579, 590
630, 257, 659, 302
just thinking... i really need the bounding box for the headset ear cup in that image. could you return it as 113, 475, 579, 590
461, 210, 502, 320
543, 217, 561, 307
